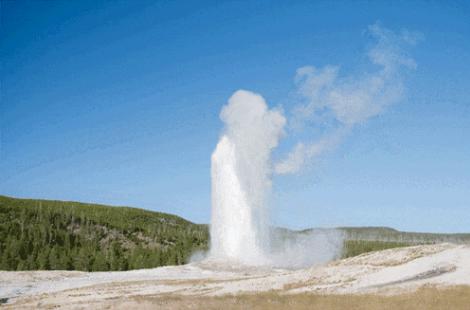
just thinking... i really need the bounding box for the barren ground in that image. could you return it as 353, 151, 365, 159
1, 243, 469, 309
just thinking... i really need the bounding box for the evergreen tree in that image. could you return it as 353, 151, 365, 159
91, 251, 108, 271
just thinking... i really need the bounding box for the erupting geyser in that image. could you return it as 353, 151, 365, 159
210, 90, 285, 265
209, 90, 344, 268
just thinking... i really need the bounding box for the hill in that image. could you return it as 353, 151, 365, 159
1, 195, 469, 271
0, 195, 208, 271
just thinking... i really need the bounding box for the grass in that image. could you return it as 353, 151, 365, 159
113, 286, 470, 310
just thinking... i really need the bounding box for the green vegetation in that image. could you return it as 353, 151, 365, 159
1, 195, 469, 271
340, 226, 470, 244
339, 227, 470, 258
342, 240, 412, 258
0, 195, 208, 271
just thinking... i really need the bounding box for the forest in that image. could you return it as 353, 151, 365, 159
0, 195, 208, 271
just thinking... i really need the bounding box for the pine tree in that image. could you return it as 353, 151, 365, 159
91, 251, 108, 271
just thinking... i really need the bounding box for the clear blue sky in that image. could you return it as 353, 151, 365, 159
1, 0, 469, 232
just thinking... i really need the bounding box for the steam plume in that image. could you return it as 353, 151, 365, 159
210, 90, 285, 265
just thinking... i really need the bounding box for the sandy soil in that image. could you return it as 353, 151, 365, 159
1, 243, 469, 309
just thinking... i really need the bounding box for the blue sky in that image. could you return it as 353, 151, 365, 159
1, 0, 469, 232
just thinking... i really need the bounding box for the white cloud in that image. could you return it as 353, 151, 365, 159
274, 129, 346, 174
275, 23, 420, 174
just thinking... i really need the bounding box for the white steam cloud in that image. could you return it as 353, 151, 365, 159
209, 24, 418, 268
210, 90, 285, 265
275, 23, 420, 174
210, 90, 344, 267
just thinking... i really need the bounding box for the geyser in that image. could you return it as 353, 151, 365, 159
209, 90, 344, 267
210, 90, 285, 265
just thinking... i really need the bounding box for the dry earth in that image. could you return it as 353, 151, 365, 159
1, 243, 469, 309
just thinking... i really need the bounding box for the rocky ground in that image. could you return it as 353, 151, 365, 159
1, 243, 469, 309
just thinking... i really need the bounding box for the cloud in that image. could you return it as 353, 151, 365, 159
275, 23, 420, 174
274, 129, 346, 175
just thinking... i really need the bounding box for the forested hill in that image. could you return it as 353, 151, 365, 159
2, 195, 469, 272
0, 195, 208, 271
